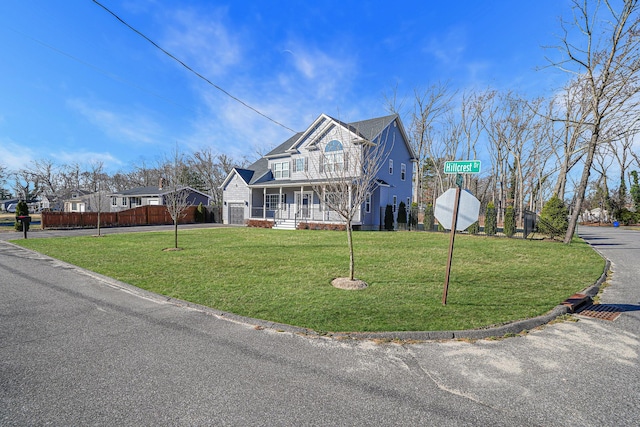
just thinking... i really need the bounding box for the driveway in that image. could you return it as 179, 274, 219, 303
1, 225, 638, 426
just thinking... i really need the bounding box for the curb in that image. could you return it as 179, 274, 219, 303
2, 240, 612, 343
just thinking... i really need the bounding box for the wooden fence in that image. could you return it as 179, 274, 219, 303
42, 205, 199, 229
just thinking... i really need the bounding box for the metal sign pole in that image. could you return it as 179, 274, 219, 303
442, 177, 462, 305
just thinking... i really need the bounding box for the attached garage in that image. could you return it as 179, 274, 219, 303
228, 203, 245, 225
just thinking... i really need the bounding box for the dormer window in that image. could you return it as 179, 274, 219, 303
273, 161, 290, 179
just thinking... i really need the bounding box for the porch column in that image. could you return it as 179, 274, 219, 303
300, 185, 304, 219
279, 186, 283, 219
322, 186, 326, 222
263, 188, 266, 219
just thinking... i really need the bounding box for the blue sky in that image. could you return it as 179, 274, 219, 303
0, 0, 571, 175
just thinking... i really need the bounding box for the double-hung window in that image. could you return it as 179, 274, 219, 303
401, 163, 406, 181
389, 159, 394, 174
293, 157, 307, 173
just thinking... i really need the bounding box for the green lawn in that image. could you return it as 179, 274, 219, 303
13, 228, 604, 332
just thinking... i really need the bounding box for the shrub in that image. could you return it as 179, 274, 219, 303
195, 203, 206, 222
467, 221, 480, 235
538, 194, 568, 238
397, 201, 407, 224
384, 204, 394, 230
397, 201, 407, 230
484, 202, 497, 236
503, 205, 516, 237
409, 202, 419, 230
423, 204, 434, 232
14, 201, 30, 232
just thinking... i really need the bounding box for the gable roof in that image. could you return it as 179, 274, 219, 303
111, 185, 210, 199
223, 113, 415, 187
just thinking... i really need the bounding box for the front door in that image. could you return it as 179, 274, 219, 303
295, 192, 312, 219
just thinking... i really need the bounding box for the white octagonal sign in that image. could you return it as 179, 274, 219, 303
434, 188, 481, 231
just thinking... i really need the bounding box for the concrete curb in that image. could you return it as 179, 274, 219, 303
2, 240, 612, 343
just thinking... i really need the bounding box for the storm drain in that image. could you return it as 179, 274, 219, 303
576, 304, 623, 321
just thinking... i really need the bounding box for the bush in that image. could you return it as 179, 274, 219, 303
409, 202, 419, 230
423, 204, 434, 232
503, 205, 516, 238
397, 201, 407, 225
538, 194, 568, 238
466, 221, 480, 235
615, 208, 640, 226
485, 202, 497, 236
195, 203, 206, 223
14, 201, 30, 232
384, 204, 394, 230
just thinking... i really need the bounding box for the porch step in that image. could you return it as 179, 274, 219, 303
273, 219, 297, 230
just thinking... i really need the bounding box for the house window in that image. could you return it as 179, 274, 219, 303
389, 159, 394, 174
323, 192, 340, 211
401, 163, 406, 181
130, 197, 142, 206
393, 195, 397, 213
265, 194, 285, 210
365, 193, 371, 213
273, 161, 290, 179
121, 197, 127, 206
111, 197, 117, 206
72, 202, 78, 211
322, 140, 344, 173
293, 157, 307, 173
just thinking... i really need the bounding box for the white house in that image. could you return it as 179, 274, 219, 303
221, 113, 416, 230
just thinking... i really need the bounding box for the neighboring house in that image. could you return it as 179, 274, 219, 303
1, 198, 20, 212
62, 190, 112, 213
109, 184, 211, 212
221, 113, 416, 230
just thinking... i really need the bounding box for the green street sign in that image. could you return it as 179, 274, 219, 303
444, 160, 481, 174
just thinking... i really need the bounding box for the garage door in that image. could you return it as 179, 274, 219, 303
228, 203, 245, 225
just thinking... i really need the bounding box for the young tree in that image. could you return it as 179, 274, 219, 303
308, 118, 394, 282
86, 161, 108, 236
161, 147, 191, 250
547, 0, 640, 243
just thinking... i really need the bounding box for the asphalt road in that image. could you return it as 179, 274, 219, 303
1, 225, 638, 426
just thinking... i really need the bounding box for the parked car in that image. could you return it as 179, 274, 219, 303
6, 203, 17, 213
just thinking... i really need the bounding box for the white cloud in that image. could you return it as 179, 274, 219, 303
67, 98, 163, 145
424, 25, 467, 66
162, 7, 242, 77
51, 151, 123, 169
0, 137, 35, 172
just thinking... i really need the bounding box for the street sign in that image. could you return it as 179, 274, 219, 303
444, 160, 481, 174
434, 188, 481, 231
434, 187, 481, 305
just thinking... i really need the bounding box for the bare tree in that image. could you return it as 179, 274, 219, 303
546, 0, 640, 243
387, 83, 454, 207
307, 119, 394, 282
161, 147, 191, 249
86, 161, 107, 236
189, 149, 246, 207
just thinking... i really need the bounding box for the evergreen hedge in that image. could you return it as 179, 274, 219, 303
384, 204, 394, 230
485, 202, 497, 236
423, 203, 434, 232
504, 205, 516, 237
538, 194, 568, 238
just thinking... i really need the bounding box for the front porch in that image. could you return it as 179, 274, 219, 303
248, 185, 360, 229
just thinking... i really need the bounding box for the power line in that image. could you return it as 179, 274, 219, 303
92, 0, 297, 134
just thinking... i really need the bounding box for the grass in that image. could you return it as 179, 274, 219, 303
12, 227, 604, 332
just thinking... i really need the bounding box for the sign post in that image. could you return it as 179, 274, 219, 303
442, 177, 462, 305
436, 160, 481, 305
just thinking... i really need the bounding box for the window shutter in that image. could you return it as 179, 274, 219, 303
304, 157, 308, 172
319, 156, 324, 173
